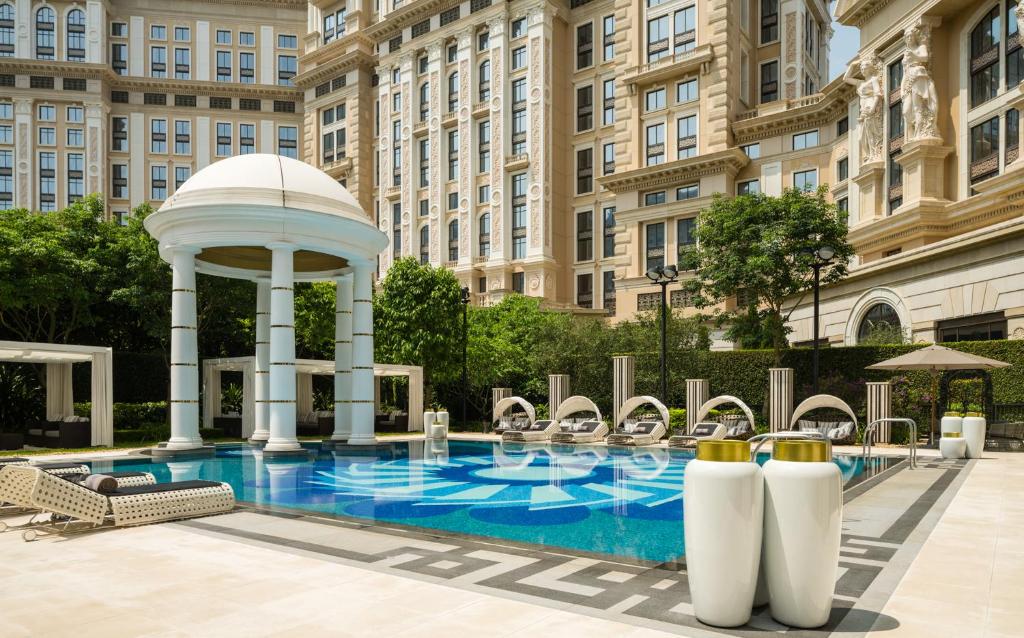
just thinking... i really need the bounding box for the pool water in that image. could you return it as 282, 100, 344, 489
92, 440, 895, 563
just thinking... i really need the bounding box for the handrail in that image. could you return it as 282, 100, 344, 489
748, 431, 826, 462
864, 418, 917, 469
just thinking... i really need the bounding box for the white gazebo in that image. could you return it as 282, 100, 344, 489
201, 357, 425, 437
0, 341, 113, 446
144, 154, 387, 456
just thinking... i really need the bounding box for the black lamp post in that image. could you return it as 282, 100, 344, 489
460, 286, 470, 428
808, 246, 835, 395
645, 264, 678, 406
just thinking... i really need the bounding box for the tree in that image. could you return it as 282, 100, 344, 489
294, 282, 337, 359
679, 187, 853, 365
373, 258, 464, 404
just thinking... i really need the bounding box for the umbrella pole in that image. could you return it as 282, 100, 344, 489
930, 372, 938, 447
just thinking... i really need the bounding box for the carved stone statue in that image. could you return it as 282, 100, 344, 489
844, 54, 884, 164
901, 19, 940, 141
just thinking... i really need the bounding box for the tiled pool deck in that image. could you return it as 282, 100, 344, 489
1, 438, 1021, 637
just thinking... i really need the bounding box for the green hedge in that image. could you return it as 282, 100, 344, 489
75, 401, 168, 429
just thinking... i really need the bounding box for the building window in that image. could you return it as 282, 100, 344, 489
278, 126, 297, 158
38, 127, 55, 145
448, 219, 459, 262
676, 78, 698, 103
511, 109, 526, 154
0, 6, 14, 57
511, 46, 526, 70
150, 165, 167, 200
970, 116, 1000, 184
742, 143, 761, 159
793, 169, 817, 191
478, 120, 490, 173
512, 77, 526, 105
644, 190, 666, 206
175, 166, 190, 190
512, 272, 525, 294
448, 130, 459, 180
677, 115, 697, 159
792, 130, 819, 150
645, 87, 666, 112
111, 164, 128, 199
35, 7, 55, 60
512, 172, 527, 259
577, 85, 593, 132
392, 203, 402, 256
216, 50, 232, 81
65, 10, 87, 58
511, 17, 526, 38
448, 72, 459, 112
837, 197, 849, 215
151, 119, 167, 153
576, 273, 593, 308
151, 46, 167, 77
646, 123, 665, 165
676, 184, 699, 200
970, 7, 1001, 108
240, 31, 254, 46
67, 128, 83, 147
761, 0, 778, 43
447, 44, 456, 63
417, 139, 429, 187
677, 217, 696, 262
647, 15, 669, 63
151, 25, 166, 40
479, 60, 491, 102
240, 124, 255, 154
447, 192, 458, 210
887, 60, 904, 212
478, 30, 489, 51
576, 210, 593, 261
278, 34, 297, 49
479, 212, 491, 258
174, 47, 191, 79
602, 142, 615, 175
602, 271, 615, 313
240, 52, 255, 83
937, 311, 1007, 342
1009, 2, 1023, 87
760, 60, 778, 103
215, 122, 232, 156
837, 156, 849, 181
645, 222, 665, 271
278, 55, 296, 86
576, 22, 593, 69
576, 148, 593, 194
1007, 108, 1020, 164
174, 120, 191, 154
674, 6, 696, 54
111, 117, 128, 152
66, 153, 83, 203
602, 79, 615, 126
38, 152, 55, 211
837, 116, 849, 136
174, 26, 190, 42
479, 184, 490, 203
856, 303, 902, 343
602, 206, 616, 258
603, 15, 615, 61
738, 179, 760, 195
419, 225, 429, 264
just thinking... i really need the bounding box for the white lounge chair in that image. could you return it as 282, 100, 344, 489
0, 465, 234, 540
502, 419, 559, 442
667, 422, 728, 448
606, 421, 668, 447
1, 470, 157, 529
551, 420, 609, 444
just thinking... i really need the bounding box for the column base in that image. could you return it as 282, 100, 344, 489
262, 447, 314, 460
346, 434, 377, 446
164, 437, 205, 451
249, 430, 270, 443
264, 438, 302, 453
150, 444, 216, 460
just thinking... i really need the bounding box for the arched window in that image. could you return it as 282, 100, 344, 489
35, 6, 55, 60
419, 225, 429, 264
418, 82, 429, 122
447, 71, 459, 112
970, 7, 1001, 108
447, 219, 459, 262
478, 212, 491, 258
857, 303, 902, 343
0, 4, 15, 57
478, 60, 491, 102
66, 8, 85, 61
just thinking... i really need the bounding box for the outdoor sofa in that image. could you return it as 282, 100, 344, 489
551, 420, 608, 444
667, 422, 728, 448
796, 419, 857, 445
501, 420, 559, 442
606, 421, 667, 447
25, 416, 91, 449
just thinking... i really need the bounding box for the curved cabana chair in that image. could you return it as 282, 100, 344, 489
668, 395, 757, 448
495, 397, 560, 442
492, 396, 536, 435
549, 396, 606, 444
606, 396, 670, 447
790, 394, 859, 445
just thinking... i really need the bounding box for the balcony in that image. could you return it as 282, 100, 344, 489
504, 153, 529, 170
622, 43, 714, 89
384, 185, 402, 199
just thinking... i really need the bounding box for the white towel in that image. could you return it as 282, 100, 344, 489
83, 474, 118, 494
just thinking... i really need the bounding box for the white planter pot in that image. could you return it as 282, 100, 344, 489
423, 411, 436, 437
962, 416, 986, 459
436, 411, 450, 427
430, 423, 447, 440
939, 435, 966, 459
763, 441, 842, 629
940, 415, 963, 436
684, 441, 763, 628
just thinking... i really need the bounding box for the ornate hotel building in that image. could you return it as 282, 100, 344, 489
5, 0, 1024, 346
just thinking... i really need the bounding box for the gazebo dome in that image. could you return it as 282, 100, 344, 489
145, 154, 387, 281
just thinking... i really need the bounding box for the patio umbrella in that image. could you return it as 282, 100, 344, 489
866, 345, 1010, 445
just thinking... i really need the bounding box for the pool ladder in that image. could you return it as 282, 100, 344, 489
863, 418, 918, 470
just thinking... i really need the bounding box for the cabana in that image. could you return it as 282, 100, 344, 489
668, 395, 756, 448
202, 357, 424, 439
491, 396, 536, 434
494, 396, 559, 442
606, 396, 670, 446
550, 396, 607, 444
790, 394, 859, 445
0, 341, 113, 447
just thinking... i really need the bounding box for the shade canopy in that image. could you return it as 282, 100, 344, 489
492, 396, 536, 424
866, 345, 1010, 372
554, 395, 603, 422
614, 395, 671, 429
790, 394, 859, 429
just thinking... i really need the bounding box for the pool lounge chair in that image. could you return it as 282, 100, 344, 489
606, 421, 667, 447
0, 465, 234, 540
0, 457, 90, 477
797, 419, 857, 446
723, 419, 755, 441
493, 415, 530, 435
551, 420, 609, 444
667, 422, 728, 448
1, 470, 157, 527
502, 420, 559, 442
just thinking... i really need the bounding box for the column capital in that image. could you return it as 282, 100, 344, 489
170, 244, 203, 256
333, 272, 354, 283
266, 241, 297, 252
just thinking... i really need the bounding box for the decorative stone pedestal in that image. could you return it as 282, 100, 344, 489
852, 161, 885, 220
895, 139, 952, 212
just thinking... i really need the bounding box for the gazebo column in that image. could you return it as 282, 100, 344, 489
250, 278, 271, 443
167, 247, 203, 450
332, 274, 353, 441
265, 243, 301, 453
348, 263, 376, 445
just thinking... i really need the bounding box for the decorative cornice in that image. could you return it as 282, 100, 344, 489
1, 59, 109, 79
363, 0, 463, 42
299, 31, 377, 68
598, 149, 749, 194
732, 79, 855, 144
621, 44, 714, 89
293, 49, 377, 89
835, 0, 894, 28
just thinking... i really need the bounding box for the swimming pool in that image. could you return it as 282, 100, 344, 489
91, 440, 896, 563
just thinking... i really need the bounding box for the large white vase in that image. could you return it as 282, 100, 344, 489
422, 411, 435, 438
962, 415, 986, 459
940, 415, 963, 436
939, 433, 967, 459
763, 440, 842, 629
684, 440, 763, 627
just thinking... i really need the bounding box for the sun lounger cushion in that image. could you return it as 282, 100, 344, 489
0, 457, 29, 465
691, 424, 717, 436
579, 421, 600, 432
107, 480, 224, 496
33, 462, 88, 471
529, 420, 552, 431
83, 474, 118, 494
633, 422, 659, 434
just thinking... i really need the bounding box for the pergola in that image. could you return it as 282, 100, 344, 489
144, 154, 387, 456
202, 357, 424, 437
0, 341, 113, 446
